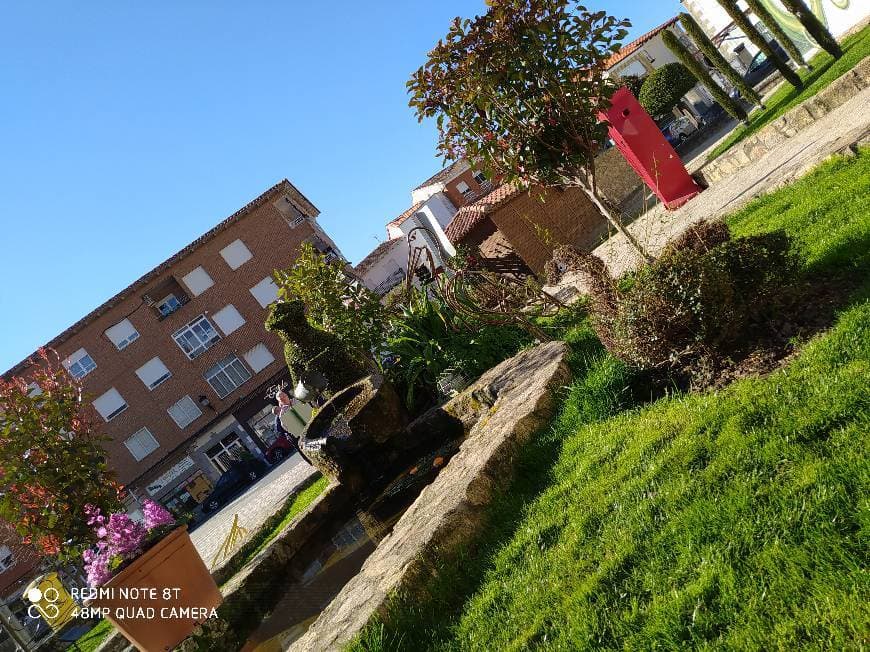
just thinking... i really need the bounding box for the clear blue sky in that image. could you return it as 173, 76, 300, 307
0, 1, 681, 372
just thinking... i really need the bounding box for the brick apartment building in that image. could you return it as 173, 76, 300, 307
2, 179, 343, 520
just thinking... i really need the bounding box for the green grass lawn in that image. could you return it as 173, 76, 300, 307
216, 474, 328, 586
707, 25, 869, 161
70, 618, 113, 652
350, 151, 870, 650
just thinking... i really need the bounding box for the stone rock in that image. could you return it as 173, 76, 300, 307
291, 341, 571, 651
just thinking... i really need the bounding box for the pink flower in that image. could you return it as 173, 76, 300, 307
141, 500, 175, 530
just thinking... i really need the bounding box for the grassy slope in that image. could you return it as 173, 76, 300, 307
351, 152, 870, 651
707, 25, 869, 161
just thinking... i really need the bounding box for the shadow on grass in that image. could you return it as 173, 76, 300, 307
351, 150, 870, 652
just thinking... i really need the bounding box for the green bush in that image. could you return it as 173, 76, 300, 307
585, 223, 797, 378
638, 62, 697, 118
385, 290, 530, 410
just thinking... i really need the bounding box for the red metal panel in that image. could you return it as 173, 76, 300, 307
600, 87, 701, 210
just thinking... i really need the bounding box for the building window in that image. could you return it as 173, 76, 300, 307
205, 434, 247, 473
204, 355, 252, 399
105, 318, 140, 350
93, 388, 128, 422
219, 239, 253, 270
473, 171, 487, 185
0, 546, 14, 572
181, 266, 214, 297
249, 277, 279, 308
156, 294, 183, 318
125, 427, 160, 461
63, 348, 97, 380
212, 304, 246, 336
26, 382, 43, 397
456, 180, 471, 195
135, 357, 172, 390
172, 315, 220, 359
243, 343, 275, 373
167, 395, 202, 429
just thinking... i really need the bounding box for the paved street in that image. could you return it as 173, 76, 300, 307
189, 455, 318, 568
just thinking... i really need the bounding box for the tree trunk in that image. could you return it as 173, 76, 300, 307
573, 178, 654, 264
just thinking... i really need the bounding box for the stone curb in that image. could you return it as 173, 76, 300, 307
292, 341, 572, 651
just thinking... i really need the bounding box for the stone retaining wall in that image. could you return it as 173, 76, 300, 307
701, 56, 870, 184
292, 341, 572, 651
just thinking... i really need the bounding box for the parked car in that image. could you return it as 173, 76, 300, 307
265, 433, 299, 464
200, 458, 268, 513
668, 116, 700, 143
731, 41, 790, 99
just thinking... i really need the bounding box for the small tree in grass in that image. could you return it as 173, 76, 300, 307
662, 29, 749, 123
678, 12, 764, 107
779, 0, 842, 59
407, 0, 653, 262
742, 0, 810, 70
272, 241, 388, 359
0, 350, 121, 561
716, 0, 803, 88
638, 62, 697, 118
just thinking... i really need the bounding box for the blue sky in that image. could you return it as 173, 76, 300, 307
0, 1, 681, 372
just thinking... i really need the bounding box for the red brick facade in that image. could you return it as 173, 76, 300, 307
4, 180, 339, 511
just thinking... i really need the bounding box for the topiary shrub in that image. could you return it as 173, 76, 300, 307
638, 62, 698, 118
265, 299, 371, 396
576, 223, 797, 380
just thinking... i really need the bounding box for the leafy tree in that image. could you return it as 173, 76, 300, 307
779, 0, 842, 59
742, 0, 809, 69
618, 74, 646, 99
716, 0, 803, 88
662, 29, 749, 123
272, 242, 388, 358
407, 0, 653, 262
0, 350, 121, 561
678, 12, 764, 107
638, 62, 698, 118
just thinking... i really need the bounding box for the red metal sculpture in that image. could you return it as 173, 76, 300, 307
600, 87, 702, 210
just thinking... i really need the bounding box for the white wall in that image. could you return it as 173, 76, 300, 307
357, 240, 407, 295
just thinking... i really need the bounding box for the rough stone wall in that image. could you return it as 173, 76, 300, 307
489, 187, 609, 275
292, 341, 572, 651
595, 146, 644, 208
701, 56, 870, 184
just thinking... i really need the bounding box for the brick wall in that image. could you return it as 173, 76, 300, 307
9, 183, 325, 491
488, 187, 609, 275
0, 523, 41, 600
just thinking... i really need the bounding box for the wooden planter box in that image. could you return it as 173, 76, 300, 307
90, 526, 222, 652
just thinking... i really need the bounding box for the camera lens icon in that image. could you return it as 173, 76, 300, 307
27, 586, 61, 620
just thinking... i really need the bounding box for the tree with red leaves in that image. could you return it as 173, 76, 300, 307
407, 0, 652, 261
0, 349, 121, 561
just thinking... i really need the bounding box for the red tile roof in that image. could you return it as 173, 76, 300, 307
386, 201, 425, 230
444, 183, 523, 243
412, 160, 466, 192
605, 17, 679, 70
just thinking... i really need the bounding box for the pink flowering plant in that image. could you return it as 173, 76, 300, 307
82, 500, 176, 587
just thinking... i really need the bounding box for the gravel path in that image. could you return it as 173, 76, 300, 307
593, 86, 870, 278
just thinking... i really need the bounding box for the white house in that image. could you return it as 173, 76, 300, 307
604, 17, 716, 118
681, 0, 869, 67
